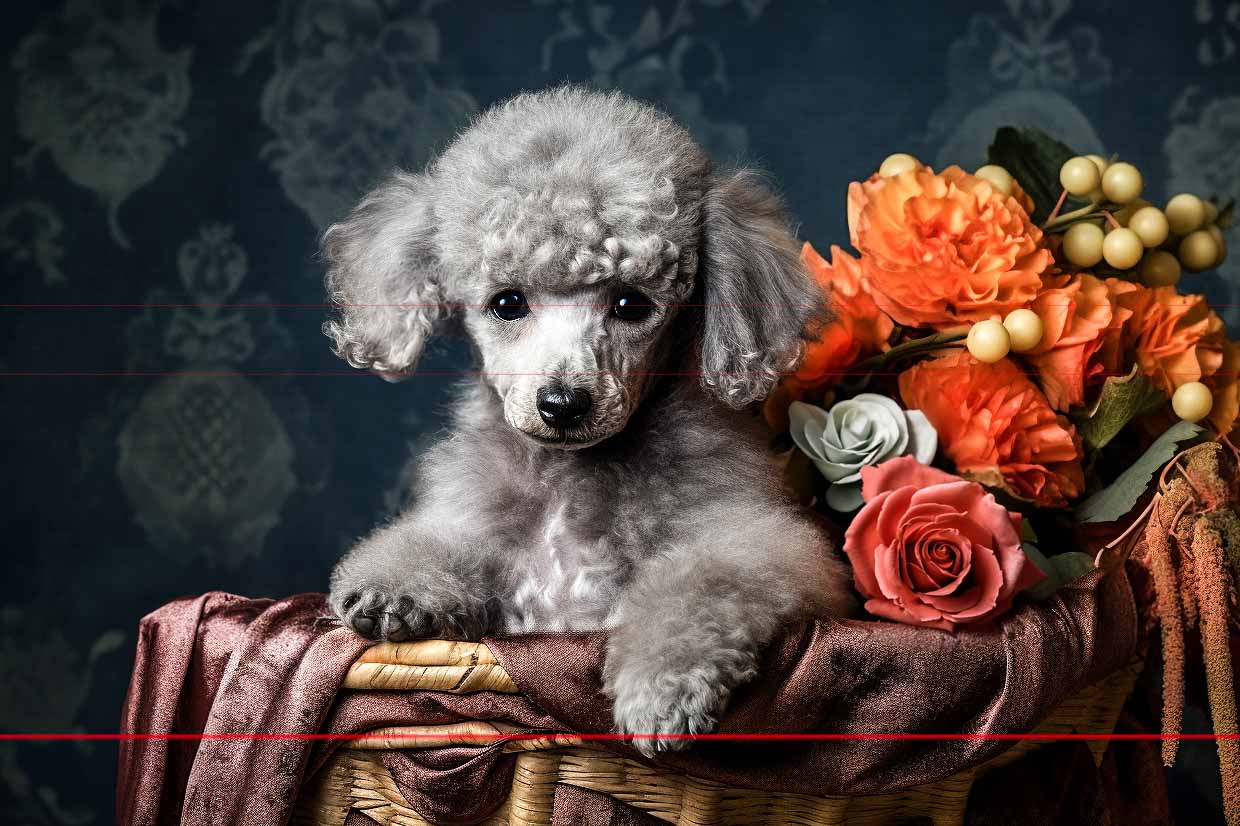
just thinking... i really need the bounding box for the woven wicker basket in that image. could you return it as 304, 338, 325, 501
292, 641, 1142, 826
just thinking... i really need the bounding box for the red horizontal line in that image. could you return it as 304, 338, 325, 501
2, 303, 816, 310
2, 370, 1238, 378
1, 301, 1235, 309
1, 732, 1236, 742
4, 371, 866, 378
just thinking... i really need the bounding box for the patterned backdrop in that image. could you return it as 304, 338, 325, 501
1, 0, 1237, 822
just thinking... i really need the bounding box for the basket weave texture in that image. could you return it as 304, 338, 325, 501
293, 641, 1142, 826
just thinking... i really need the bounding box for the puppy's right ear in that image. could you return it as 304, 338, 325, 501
322, 171, 444, 380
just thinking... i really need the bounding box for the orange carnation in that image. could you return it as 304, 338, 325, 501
899, 350, 1084, 507
764, 244, 893, 429
1025, 273, 1120, 410
1207, 340, 1240, 435
796, 243, 893, 383
1091, 279, 1239, 433
847, 165, 1051, 329
1113, 283, 1224, 396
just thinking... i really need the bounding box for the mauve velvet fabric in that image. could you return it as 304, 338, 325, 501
117, 569, 1152, 825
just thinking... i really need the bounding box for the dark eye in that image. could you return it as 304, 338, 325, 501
488, 290, 530, 322
612, 291, 654, 322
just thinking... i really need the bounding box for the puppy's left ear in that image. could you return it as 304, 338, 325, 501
698, 169, 825, 408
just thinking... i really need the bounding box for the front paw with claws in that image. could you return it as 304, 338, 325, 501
332, 586, 429, 641
330, 584, 484, 641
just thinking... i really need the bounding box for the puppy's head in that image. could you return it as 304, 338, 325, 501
323, 87, 823, 448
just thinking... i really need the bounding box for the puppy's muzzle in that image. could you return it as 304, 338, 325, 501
536, 383, 593, 430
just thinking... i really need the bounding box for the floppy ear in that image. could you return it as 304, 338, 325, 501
321, 171, 445, 379
698, 169, 825, 408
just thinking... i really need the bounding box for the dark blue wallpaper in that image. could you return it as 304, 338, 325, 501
1, 0, 1236, 822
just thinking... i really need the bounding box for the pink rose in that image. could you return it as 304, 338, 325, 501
843, 456, 1044, 631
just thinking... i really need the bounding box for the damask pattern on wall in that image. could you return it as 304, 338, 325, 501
244, 0, 478, 230
0, 0, 1235, 821
113, 225, 300, 567
12, 0, 191, 248
1166, 93, 1240, 329
536, 0, 767, 158
923, 0, 1111, 168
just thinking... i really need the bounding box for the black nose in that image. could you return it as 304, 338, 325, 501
536, 385, 593, 430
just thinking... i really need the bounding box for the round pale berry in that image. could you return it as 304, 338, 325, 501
1101, 162, 1143, 204
974, 164, 1014, 196
1126, 206, 1169, 248
1113, 198, 1151, 226
966, 319, 1011, 364
1138, 250, 1181, 287
1171, 381, 1213, 423
879, 153, 920, 177
1207, 225, 1228, 267
1179, 230, 1221, 272
1003, 309, 1044, 353
1083, 156, 1110, 201
1063, 222, 1105, 268
1103, 228, 1143, 270
1060, 156, 1102, 196
1165, 193, 1206, 235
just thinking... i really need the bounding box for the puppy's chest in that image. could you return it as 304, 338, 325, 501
501, 503, 627, 634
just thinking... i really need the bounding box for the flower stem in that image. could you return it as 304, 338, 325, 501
851, 329, 967, 374
1043, 203, 1104, 232
1045, 188, 1069, 225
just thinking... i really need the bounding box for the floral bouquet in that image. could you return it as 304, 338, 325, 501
765, 129, 1239, 820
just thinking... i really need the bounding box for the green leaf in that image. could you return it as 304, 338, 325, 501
1073, 365, 1167, 450
1076, 421, 1203, 524
1022, 545, 1097, 601
987, 126, 1083, 223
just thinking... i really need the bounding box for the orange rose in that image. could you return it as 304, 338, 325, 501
1025, 273, 1117, 410
899, 350, 1084, 507
764, 244, 893, 430
847, 165, 1051, 329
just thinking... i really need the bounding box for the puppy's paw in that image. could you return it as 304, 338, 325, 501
607, 666, 726, 758
331, 585, 430, 642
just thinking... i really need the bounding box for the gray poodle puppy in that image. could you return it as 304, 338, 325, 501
323, 86, 854, 754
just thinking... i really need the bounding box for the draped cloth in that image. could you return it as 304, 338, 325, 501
116, 569, 1166, 826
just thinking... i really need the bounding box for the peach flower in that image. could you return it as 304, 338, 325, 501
899, 350, 1084, 507
1114, 284, 1224, 396
1025, 273, 1118, 410
1093, 279, 1238, 433
843, 456, 1044, 631
1206, 340, 1240, 435
796, 243, 893, 383
764, 244, 893, 430
847, 165, 1051, 329
1098, 277, 1139, 386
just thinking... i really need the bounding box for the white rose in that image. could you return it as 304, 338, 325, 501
789, 394, 938, 512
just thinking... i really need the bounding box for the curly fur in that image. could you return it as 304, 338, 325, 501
323, 86, 853, 755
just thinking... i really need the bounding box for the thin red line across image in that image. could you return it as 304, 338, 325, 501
0, 733, 1236, 742
4, 302, 1240, 309
3, 371, 1240, 379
